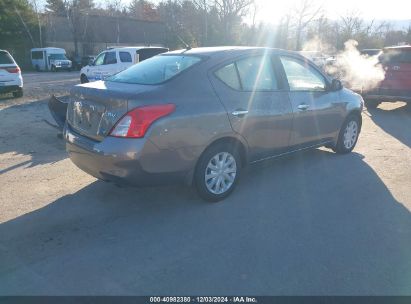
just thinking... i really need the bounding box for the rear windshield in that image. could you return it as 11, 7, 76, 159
107, 55, 202, 85
0, 51, 14, 64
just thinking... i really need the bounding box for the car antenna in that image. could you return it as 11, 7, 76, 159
177, 34, 191, 51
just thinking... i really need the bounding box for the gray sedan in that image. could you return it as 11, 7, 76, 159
60, 47, 363, 201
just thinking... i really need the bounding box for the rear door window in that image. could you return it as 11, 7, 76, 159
0, 52, 14, 64
119, 51, 132, 63
214, 55, 278, 91
236, 56, 278, 91
104, 52, 117, 65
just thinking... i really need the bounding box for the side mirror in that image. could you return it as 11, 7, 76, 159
88, 59, 94, 66
330, 79, 343, 91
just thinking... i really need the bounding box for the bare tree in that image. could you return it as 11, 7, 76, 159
30, 0, 43, 47
291, 0, 323, 50
14, 5, 36, 47
192, 0, 213, 45
340, 10, 364, 38
214, 0, 254, 43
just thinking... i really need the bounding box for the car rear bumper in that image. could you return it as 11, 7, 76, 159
55, 66, 72, 70
363, 88, 411, 102
0, 84, 22, 94
64, 124, 192, 186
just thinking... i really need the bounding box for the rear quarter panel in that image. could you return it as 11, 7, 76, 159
143, 60, 237, 167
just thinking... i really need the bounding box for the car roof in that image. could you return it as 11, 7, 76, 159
167, 46, 298, 57
31, 47, 65, 50
384, 45, 411, 50
106, 46, 168, 51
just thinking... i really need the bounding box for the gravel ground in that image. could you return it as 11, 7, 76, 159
0, 72, 410, 295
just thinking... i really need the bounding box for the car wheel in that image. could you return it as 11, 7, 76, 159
194, 144, 242, 202
12, 88, 23, 98
333, 114, 361, 154
51, 65, 56, 72
80, 74, 89, 84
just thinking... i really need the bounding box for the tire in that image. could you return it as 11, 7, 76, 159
80, 74, 89, 84
333, 114, 361, 154
194, 144, 242, 202
12, 88, 23, 98
51, 65, 56, 72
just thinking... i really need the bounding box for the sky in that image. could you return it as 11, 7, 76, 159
256, 0, 411, 23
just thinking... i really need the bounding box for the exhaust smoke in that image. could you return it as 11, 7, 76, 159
302, 38, 386, 92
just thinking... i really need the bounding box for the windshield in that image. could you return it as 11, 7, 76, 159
107, 55, 202, 85
49, 53, 68, 60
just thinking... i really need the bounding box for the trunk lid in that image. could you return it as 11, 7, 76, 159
67, 80, 155, 141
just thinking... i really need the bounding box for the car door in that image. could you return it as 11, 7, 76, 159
210, 53, 293, 161
89, 52, 106, 81
98, 51, 117, 80
278, 55, 342, 147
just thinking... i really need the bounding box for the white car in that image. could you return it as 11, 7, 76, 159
80, 46, 168, 83
0, 50, 23, 98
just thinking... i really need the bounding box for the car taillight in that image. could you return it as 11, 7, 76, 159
6, 67, 20, 73
109, 104, 176, 138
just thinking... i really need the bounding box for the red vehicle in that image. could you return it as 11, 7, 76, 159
364, 45, 411, 107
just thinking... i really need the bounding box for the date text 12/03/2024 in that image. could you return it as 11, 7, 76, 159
149, 297, 258, 303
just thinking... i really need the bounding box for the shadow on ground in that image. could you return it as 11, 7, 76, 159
0, 99, 66, 174
368, 102, 411, 148
0, 149, 410, 295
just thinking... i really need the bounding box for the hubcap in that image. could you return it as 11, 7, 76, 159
205, 152, 237, 195
343, 120, 358, 149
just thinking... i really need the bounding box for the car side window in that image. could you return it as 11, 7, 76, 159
215, 63, 241, 90
236, 56, 278, 91
119, 51, 132, 63
280, 56, 326, 91
215, 55, 278, 91
94, 52, 105, 66
104, 52, 117, 65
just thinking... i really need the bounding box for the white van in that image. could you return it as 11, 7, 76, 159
80, 46, 168, 83
31, 47, 72, 72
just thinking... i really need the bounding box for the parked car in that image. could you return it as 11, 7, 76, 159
70, 55, 96, 71
0, 50, 23, 98
298, 51, 332, 71
80, 46, 168, 83
50, 47, 363, 201
31, 47, 72, 72
363, 45, 411, 107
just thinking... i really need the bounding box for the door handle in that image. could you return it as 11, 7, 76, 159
297, 104, 310, 111
232, 110, 249, 117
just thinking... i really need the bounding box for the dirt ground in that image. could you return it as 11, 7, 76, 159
0, 72, 410, 295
